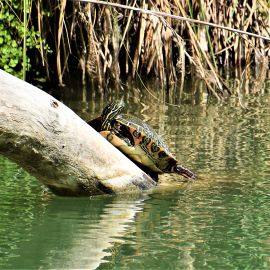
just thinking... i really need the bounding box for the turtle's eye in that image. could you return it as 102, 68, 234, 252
113, 122, 121, 131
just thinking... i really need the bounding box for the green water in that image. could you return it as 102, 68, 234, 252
1, 79, 270, 269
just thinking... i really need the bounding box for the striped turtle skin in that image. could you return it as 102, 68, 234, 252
92, 100, 197, 180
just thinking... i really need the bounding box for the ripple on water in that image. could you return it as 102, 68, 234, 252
2, 88, 270, 270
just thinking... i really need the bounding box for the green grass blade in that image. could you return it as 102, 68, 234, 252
23, 0, 27, 80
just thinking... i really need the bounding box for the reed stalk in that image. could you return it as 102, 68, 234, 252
56, 0, 67, 86
23, 0, 27, 81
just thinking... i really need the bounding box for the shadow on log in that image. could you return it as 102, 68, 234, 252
0, 70, 156, 196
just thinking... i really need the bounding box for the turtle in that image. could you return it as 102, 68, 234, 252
88, 100, 197, 180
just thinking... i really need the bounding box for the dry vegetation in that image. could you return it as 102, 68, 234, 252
34, 0, 269, 99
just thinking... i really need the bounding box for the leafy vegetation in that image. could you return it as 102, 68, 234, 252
0, 0, 50, 80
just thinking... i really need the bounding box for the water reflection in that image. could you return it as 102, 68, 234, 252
0, 188, 148, 269
98, 180, 270, 270
0, 75, 270, 269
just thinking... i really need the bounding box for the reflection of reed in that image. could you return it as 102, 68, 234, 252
121, 77, 269, 181
63, 73, 270, 182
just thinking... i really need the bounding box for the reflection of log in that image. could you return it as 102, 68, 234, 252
0, 70, 156, 196
5, 194, 147, 269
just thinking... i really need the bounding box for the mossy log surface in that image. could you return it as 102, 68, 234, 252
0, 70, 156, 196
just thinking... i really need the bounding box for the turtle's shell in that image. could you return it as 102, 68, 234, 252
88, 100, 197, 180
103, 113, 179, 174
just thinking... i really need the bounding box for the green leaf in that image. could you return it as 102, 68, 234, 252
8, 14, 14, 21
6, 35, 11, 41
11, 40, 17, 48
2, 47, 9, 54
11, 21, 17, 27
9, 59, 18, 67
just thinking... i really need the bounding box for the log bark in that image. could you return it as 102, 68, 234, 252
0, 70, 156, 196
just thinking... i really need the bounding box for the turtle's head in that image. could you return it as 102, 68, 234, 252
101, 99, 125, 130
175, 164, 197, 180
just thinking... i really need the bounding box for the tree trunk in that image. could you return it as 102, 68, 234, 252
0, 70, 156, 196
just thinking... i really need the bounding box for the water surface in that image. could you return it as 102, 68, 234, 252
0, 77, 270, 269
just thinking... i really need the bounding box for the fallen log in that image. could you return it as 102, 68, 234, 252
0, 70, 156, 196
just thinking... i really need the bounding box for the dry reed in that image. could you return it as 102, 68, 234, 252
32, 0, 269, 98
